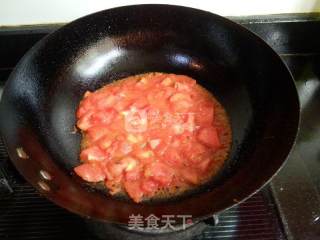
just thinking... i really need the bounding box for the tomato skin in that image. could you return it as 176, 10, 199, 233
74, 163, 106, 182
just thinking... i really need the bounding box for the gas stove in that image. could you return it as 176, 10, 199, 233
0, 13, 319, 240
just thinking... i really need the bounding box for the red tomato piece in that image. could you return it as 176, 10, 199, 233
147, 129, 171, 155
87, 126, 111, 142
131, 97, 149, 109
124, 181, 144, 203
134, 149, 154, 162
80, 146, 107, 162
77, 97, 93, 118
195, 102, 214, 126
141, 178, 159, 195
150, 73, 168, 83
135, 76, 155, 90
91, 108, 116, 125
107, 162, 127, 179
174, 75, 196, 88
181, 141, 208, 165
148, 91, 169, 110
77, 110, 94, 131
96, 95, 118, 109
144, 162, 174, 186
161, 77, 175, 87
74, 163, 106, 182
163, 148, 184, 167
125, 168, 141, 181
197, 158, 212, 173
197, 127, 221, 148
169, 93, 193, 112
180, 169, 199, 185
148, 139, 161, 149
114, 99, 132, 112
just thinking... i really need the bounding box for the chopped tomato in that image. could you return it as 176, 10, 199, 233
132, 97, 149, 109
87, 126, 111, 142
77, 110, 94, 130
74, 73, 230, 203
148, 139, 161, 149
197, 127, 221, 148
195, 102, 214, 126
174, 75, 196, 88
90, 108, 116, 125
148, 91, 169, 110
74, 163, 106, 182
107, 162, 126, 179
180, 169, 199, 185
124, 181, 144, 203
169, 93, 193, 112
144, 162, 174, 186
98, 136, 113, 149
96, 95, 118, 109
135, 149, 154, 160
125, 168, 141, 181
141, 179, 158, 195
197, 158, 212, 173
163, 148, 184, 167
114, 99, 132, 112
147, 129, 171, 155
181, 141, 208, 165
80, 146, 107, 162
77, 98, 93, 118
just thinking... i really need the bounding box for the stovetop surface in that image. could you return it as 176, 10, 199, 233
0, 14, 320, 240
270, 54, 320, 240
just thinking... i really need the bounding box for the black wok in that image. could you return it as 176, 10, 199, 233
0, 5, 299, 224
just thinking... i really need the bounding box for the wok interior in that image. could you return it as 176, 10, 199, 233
46, 37, 251, 197
0, 5, 299, 223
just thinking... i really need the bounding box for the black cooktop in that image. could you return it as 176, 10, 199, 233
0, 13, 320, 240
